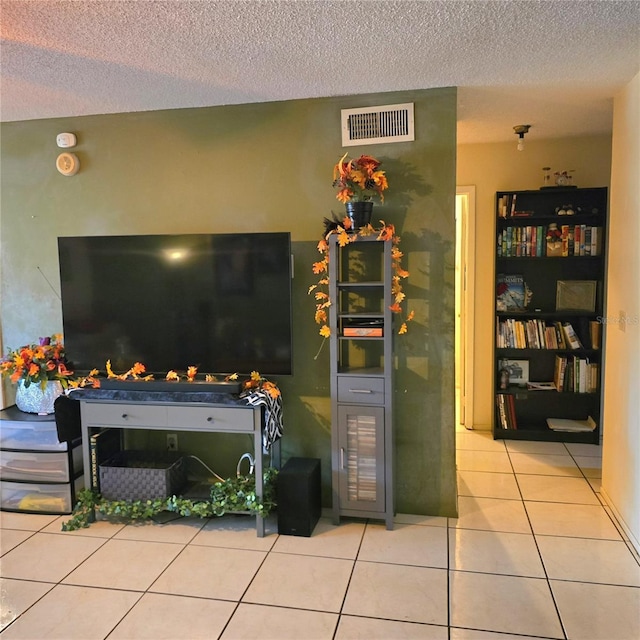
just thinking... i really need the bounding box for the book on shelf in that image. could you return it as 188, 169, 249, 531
526, 381, 557, 391
497, 224, 602, 258
90, 428, 122, 491
554, 355, 598, 392
497, 318, 582, 350
496, 393, 517, 429
589, 320, 602, 349
546, 416, 597, 432
496, 274, 529, 312
562, 322, 583, 349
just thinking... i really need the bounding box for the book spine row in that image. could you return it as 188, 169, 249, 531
496, 393, 517, 429
554, 355, 599, 393
497, 225, 602, 257
496, 319, 601, 350
497, 194, 520, 219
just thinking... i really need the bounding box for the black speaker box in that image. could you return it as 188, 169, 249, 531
277, 457, 321, 537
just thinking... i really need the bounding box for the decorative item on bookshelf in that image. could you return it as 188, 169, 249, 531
554, 170, 575, 187
546, 223, 563, 256
498, 359, 529, 386
556, 280, 597, 312
498, 366, 510, 390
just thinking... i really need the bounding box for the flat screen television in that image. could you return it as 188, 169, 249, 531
58, 232, 293, 378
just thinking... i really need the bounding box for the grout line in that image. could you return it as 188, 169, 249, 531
332, 517, 367, 639
507, 448, 569, 640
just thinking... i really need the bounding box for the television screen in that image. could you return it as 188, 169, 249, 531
58, 232, 293, 377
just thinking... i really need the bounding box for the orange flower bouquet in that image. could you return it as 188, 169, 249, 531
332, 153, 389, 203
0, 334, 74, 390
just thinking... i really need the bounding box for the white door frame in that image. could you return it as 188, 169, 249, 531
455, 186, 476, 428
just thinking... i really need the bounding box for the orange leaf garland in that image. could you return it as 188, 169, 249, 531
310, 220, 414, 342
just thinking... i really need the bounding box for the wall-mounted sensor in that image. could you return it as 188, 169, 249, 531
56, 152, 80, 176
56, 132, 77, 148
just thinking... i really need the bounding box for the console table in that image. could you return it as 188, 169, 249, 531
74, 388, 280, 537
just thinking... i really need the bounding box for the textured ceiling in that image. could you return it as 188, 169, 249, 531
1, 0, 639, 143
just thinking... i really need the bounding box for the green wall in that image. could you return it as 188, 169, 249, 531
1, 88, 457, 516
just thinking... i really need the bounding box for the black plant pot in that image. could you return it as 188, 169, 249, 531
345, 201, 373, 232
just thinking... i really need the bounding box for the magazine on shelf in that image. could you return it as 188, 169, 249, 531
496, 274, 530, 312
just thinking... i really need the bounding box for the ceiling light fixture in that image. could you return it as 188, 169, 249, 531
513, 124, 531, 151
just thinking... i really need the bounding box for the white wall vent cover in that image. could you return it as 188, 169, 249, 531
341, 103, 414, 146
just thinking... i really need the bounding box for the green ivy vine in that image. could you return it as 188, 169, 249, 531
62, 468, 278, 531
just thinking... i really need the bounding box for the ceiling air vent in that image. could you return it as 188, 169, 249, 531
341, 103, 414, 147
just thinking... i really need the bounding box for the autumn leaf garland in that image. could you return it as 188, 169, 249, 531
309, 217, 414, 344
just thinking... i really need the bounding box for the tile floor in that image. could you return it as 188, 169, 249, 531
1, 429, 639, 639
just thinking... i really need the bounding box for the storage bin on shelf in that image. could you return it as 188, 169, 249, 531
99, 450, 187, 501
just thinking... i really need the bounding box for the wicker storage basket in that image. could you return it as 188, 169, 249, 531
99, 450, 186, 501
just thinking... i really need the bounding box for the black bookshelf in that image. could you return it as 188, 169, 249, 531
493, 187, 608, 443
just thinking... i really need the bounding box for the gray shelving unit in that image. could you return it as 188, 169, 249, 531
329, 234, 394, 529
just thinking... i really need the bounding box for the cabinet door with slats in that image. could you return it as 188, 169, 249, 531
337, 405, 385, 512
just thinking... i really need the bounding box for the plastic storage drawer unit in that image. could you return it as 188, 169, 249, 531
0, 477, 83, 514
0, 448, 82, 482
0, 406, 84, 515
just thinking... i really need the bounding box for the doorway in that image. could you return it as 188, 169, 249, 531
455, 186, 476, 429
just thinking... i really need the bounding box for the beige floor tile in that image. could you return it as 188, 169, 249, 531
0, 512, 59, 531
573, 455, 603, 478
63, 538, 183, 591
150, 544, 265, 600
343, 561, 448, 626
457, 470, 521, 499
589, 476, 602, 492
551, 580, 640, 640
358, 522, 447, 568
456, 431, 506, 452
450, 629, 546, 640
450, 571, 564, 638
190, 514, 278, 551
0, 528, 33, 555
0, 583, 140, 639
449, 529, 545, 577
271, 517, 364, 559
526, 502, 622, 540
110, 592, 236, 639
336, 615, 448, 639
0, 532, 105, 582
508, 452, 581, 477
455, 450, 512, 473
451, 496, 531, 534
394, 513, 448, 527
516, 473, 599, 504
0, 578, 53, 631
41, 516, 126, 538
113, 516, 206, 544
505, 440, 568, 455
537, 535, 640, 586
243, 552, 352, 612
222, 603, 338, 639
565, 442, 603, 457
602, 505, 629, 540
